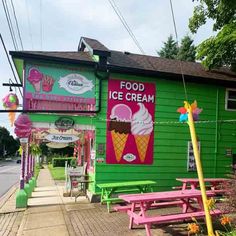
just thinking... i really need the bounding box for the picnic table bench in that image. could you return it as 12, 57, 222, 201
97, 180, 157, 212
119, 190, 223, 236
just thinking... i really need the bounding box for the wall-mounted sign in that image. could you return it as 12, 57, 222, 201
55, 117, 74, 130
106, 79, 156, 165
225, 148, 233, 157
45, 134, 79, 143
24, 63, 96, 112
187, 141, 200, 172
59, 74, 94, 94
98, 143, 105, 155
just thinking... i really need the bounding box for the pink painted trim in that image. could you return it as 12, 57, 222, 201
25, 92, 96, 104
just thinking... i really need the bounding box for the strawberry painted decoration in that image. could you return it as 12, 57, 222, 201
2, 93, 19, 126
177, 100, 202, 122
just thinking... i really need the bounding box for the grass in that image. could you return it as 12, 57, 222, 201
48, 164, 65, 180
34, 163, 41, 179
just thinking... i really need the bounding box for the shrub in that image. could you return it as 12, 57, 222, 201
52, 157, 73, 167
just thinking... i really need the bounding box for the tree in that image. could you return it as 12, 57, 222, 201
189, 0, 236, 71
157, 35, 178, 59
0, 127, 19, 158
158, 35, 196, 62
177, 35, 196, 62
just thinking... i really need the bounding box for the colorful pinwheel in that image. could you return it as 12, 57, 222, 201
177, 100, 202, 122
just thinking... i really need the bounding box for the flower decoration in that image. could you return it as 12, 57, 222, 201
177, 100, 203, 122
2, 93, 19, 126
220, 215, 232, 226
188, 222, 200, 234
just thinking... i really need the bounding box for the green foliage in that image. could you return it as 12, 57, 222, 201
0, 127, 19, 158
30, 143, 42, 156
48, 164, 65, 180
196, 22, 236, 70
158, 35, 196, 62
52, 157, 73, 167
177, 35, 196, 62
189, 0, 236, 71
157, 35, 178, 59
70, 157, 77, 168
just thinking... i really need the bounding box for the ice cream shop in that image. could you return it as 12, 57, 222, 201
9, 37, 236, 202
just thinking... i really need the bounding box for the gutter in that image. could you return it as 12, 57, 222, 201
214, 89, 219, 177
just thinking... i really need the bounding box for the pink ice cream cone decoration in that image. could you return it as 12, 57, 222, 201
14, 114, 32, 150
27, 68, 43, 93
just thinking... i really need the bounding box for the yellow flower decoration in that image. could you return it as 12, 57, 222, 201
206, 197, 216, 210
188, 223, 200, 234
18, 146, 23, 156
220, 215, 231, 226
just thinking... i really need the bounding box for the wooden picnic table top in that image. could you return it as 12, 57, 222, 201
119, 189, 216, 203
97, 180, 157, 189
176, 178, 228, 183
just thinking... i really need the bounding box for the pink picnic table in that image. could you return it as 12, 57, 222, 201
176, 178, 228, 192
119, 190, 222, 236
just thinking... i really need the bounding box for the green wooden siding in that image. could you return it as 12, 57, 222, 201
94, 73, 235, 193
24, 60, 236, 195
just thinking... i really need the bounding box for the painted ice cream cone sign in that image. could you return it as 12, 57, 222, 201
107, 79, 156, 164
108, 104, 132, 162
27, 68, 43, 93
131, 103, 153, 162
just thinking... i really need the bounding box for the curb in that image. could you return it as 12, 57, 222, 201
0, 182, 19, 209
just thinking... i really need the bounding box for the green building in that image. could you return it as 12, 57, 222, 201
10, 37, 236, 200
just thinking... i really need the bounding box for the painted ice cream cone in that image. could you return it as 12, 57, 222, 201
32, 81, 41, 93
111, 130, 128, 162
109, 104, 132, 162
131, 103, 153, 163
134, 134, 150, 162
27, 68, 43, 93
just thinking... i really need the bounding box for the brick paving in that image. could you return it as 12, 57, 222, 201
66, 202, 190, 236
0, 212, 23, 236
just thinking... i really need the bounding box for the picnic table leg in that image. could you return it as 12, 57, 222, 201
145, 224, 152, 236
182, 183, 187, 190
129, 203, 135, 229
139, 202, 152, 236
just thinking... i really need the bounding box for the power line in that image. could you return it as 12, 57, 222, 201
169, 0, 188, 101
10, 0, 24, 50
2, 0, 18, 50
0, 34, 23, 98
108, 0, 145, 54
25, 0, 34, 49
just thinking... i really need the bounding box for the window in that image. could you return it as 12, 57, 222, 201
225, 89, 236, 111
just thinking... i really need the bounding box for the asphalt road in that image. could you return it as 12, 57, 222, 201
0, 161, 21, 198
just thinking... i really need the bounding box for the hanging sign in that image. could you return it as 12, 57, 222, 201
106, 79, 156, 165
45, 134, 79, 143
55, 117, 74, 130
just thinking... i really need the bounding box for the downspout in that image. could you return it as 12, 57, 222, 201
214, 89, 219, 177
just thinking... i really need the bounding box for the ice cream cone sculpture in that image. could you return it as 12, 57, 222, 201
131, 103, 153, 163
2, 93, 19, 126
109, 104, 132, 162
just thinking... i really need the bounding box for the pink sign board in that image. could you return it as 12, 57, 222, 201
106, 79, 156, 165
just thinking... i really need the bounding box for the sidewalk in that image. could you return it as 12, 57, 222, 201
17, 166, 76, 236
0, 166, 200, 236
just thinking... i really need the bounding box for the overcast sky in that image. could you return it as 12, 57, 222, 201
0, 0, 214, 136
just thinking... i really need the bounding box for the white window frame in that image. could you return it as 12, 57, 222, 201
225, 88, 236, 111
